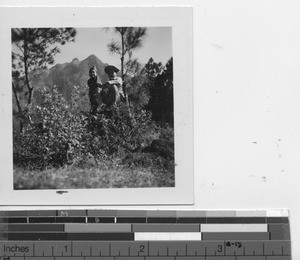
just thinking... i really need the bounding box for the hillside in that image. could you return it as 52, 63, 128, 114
30, 54, 110, 106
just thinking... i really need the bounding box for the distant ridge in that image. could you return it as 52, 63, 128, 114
30, 54, 112, 107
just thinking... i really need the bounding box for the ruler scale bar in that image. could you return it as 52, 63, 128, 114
0, 217, 290, 224
1, 257, 293, 260
0, 241, 291, 256
0, 210, 291, 260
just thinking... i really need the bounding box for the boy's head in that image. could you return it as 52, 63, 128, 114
104, 65, 119, 79
89, 66, 97, 78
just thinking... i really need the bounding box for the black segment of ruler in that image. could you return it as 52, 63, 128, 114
206, 217, 237, 223
29, 217, 56, 223
177, 217, 207, 223
117, 217, 147, 223
7, 224, 64, 232
267, 217, 289, 223
55, 217, 86, 223
87, 217, 115, 223
147, 217, 177, 223
0, 217, 28, 223
236, 217, 267, 223
29, 217, 86, 223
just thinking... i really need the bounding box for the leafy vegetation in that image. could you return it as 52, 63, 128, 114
12, 27, 174, 190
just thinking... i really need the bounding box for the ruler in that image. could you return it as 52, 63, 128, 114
0, 210, 291, 260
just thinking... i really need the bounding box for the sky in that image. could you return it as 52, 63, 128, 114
52, 27, 172, 67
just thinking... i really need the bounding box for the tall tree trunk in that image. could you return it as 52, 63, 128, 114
12, 82, 24, 133
120, 30, 128, 104
23, 38, 33, 105
12, 82, 22, 115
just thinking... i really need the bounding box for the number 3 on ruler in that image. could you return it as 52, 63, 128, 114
217, 245, 223, 252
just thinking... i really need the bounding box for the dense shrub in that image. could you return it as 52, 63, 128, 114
13, 86, 160, 170
86, 104, 157, 154
13, 86, 88, 169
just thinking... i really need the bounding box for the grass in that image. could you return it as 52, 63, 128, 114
13, 157, 175, 190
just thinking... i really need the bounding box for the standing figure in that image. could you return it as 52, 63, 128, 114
87, 66, 102, 114
101, 65, 125, 107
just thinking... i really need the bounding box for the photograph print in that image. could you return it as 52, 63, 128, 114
12, 27, 175, 190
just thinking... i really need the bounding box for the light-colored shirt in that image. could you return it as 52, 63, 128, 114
107, 76, 124, 98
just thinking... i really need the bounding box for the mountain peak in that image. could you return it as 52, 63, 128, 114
72, 57, 80, 63
86, 54, 98, 60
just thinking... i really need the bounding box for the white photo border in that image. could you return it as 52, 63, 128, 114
0, 6, 193, 205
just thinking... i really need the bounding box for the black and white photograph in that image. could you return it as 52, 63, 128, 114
12, 27, 175, 190
0, 7, 193, 205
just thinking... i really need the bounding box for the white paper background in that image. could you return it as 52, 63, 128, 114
0, 0, 300, 258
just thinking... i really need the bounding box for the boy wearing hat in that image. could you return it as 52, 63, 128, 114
101, 65, 125, 107
87, 66, 102, 114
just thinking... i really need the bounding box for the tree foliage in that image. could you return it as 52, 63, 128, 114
106, 27, 147, 101
145, 57, 174, 126
12, 28, 77, 130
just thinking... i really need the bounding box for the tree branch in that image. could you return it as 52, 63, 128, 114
12, 51, 23, 59
14, 43, 24, 55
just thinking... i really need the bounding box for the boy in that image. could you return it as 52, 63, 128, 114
87, 66, 102, 114
101, 65, 125, 107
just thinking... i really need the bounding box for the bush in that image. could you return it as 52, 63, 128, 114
85, 103, 157, 155
13, 86, 88, 169
13, 86, 160, 169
